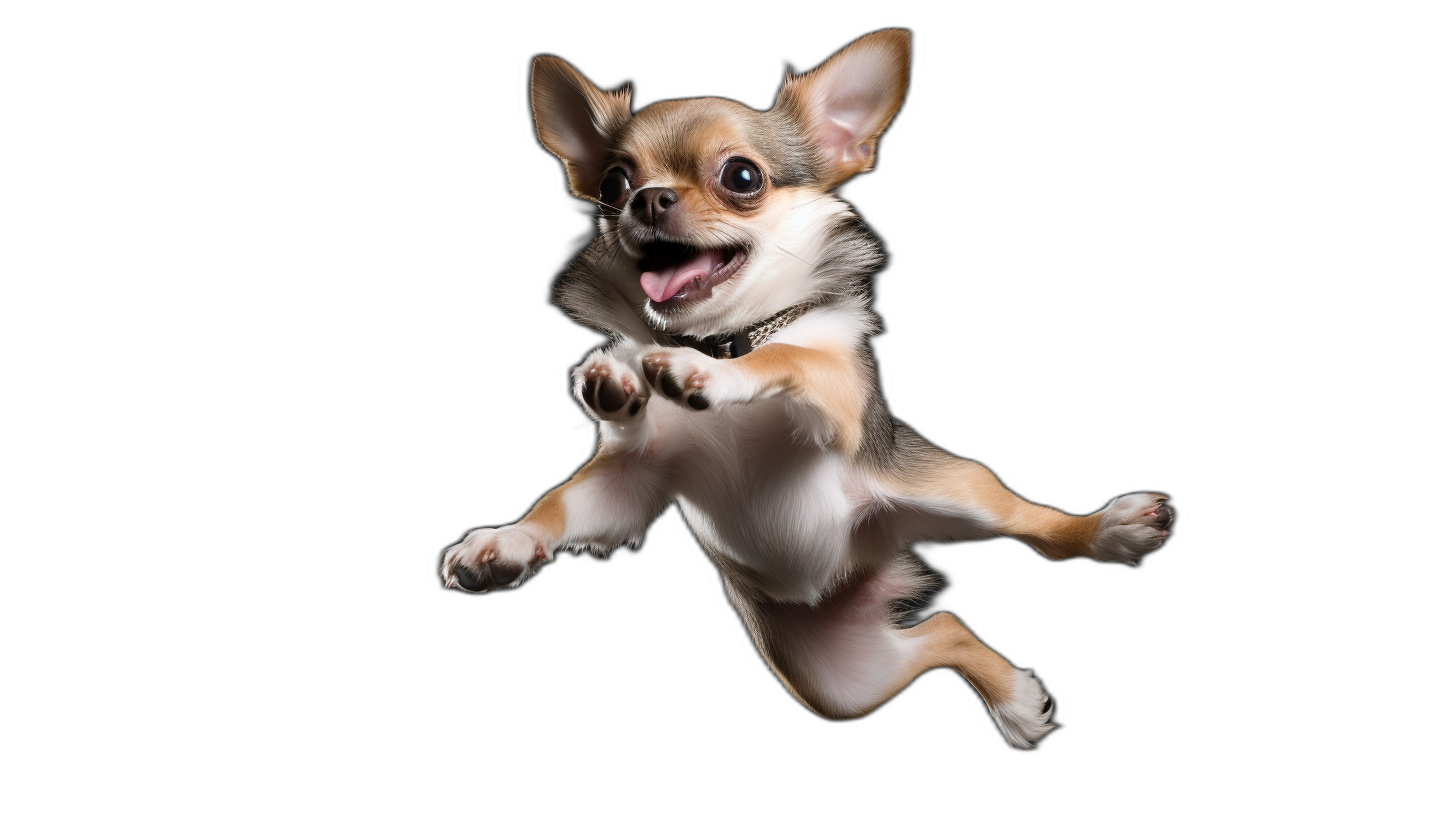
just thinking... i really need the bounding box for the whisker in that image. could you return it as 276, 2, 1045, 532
769, 242, 812, 267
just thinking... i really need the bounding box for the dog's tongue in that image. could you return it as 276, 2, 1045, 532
640, 248, 723, 302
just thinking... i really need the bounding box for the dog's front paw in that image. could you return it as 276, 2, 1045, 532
573, 351, 647, 422
640, 348, 715, 410
639, 347, 751, 410
441, 526, 550, 592
1089, 492, 1175, 565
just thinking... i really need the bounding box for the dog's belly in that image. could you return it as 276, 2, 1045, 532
662, 401, 858, 604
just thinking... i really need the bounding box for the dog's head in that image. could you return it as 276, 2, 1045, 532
530, 30, 910, 337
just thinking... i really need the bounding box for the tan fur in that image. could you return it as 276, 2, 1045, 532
602, 99, 783, 255
617, 100, 765, 189
517, 446, 617, 541
891, 612, 1018, 706
889, 452, 1105, 559
729, 341, 868, 452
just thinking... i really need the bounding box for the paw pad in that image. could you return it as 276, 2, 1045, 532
576, 356, 646, 420
640, 351, 712, 410
441, 527, 549, 593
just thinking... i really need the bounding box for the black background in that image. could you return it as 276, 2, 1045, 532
289, 11, 1269, 792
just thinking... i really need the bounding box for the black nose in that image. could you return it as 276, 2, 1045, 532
631, 187, 678, 225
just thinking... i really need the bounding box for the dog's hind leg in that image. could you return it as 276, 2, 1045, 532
878, 433, 1175, 565
726, 558, 1056, 748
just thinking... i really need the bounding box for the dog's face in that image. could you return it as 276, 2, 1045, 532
530, 30, 910, 336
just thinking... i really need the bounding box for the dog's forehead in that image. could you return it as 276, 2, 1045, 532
615, 98, 769, 176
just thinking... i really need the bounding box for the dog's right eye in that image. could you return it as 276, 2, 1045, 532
599, 168, 631, 208
718, 158, 763, 196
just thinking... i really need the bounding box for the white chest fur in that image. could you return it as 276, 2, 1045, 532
647, 397, 858, 604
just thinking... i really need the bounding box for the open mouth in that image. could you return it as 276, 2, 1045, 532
637, 241, 747, 311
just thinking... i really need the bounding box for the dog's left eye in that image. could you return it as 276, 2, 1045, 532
719, 159, 763, 195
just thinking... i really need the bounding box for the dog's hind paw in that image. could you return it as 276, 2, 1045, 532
1089, 492, 1174, 565
988, 668, 1058, 749
573, 350, 647, 422
441, 526, 549, 593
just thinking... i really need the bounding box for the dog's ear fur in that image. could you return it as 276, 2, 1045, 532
774, 29, 911, 187
530, 55, 633, 201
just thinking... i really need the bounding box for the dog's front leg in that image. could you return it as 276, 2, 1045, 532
440, 444, 670, 592
639, 342, 867, 451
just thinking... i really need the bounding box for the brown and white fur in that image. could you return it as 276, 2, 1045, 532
440, 29, 1174, 749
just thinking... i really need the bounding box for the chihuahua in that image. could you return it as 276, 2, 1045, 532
440, 29, 1174, 748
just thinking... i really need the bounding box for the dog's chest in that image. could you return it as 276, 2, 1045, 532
652, 400, 858, 603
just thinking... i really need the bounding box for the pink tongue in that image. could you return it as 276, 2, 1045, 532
640, 248, 722, 302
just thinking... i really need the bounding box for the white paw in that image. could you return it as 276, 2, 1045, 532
440, 526, 550, 593
638, 347, 751, 410
1090, 492, 1175, 565
572, 350, 647, 422
988, 668, 1058, 750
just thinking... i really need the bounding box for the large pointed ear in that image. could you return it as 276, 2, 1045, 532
529, 55, 633, 201
774, 29, 910, 187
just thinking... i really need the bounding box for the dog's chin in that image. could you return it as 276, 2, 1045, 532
633, 239, 749, 320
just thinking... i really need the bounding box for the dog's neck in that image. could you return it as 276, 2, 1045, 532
656, 299, 819, 360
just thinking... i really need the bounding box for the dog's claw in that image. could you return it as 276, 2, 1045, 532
640, 349, 716, 410
641, 355, 664, 385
